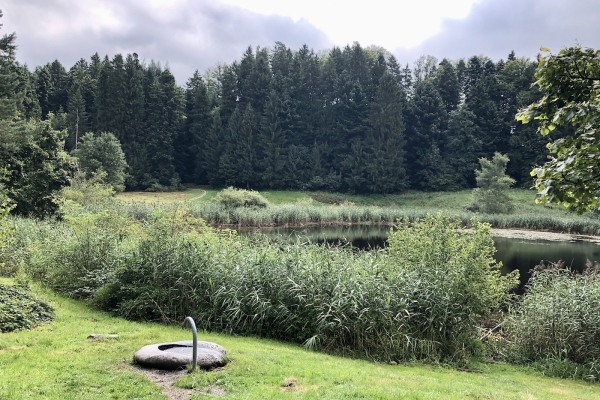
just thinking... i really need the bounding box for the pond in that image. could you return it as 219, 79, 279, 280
239, 225, 600, 293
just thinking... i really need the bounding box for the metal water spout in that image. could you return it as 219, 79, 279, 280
183, 316, 198, 371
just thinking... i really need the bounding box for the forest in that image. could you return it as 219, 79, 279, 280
9, 40, 562, 195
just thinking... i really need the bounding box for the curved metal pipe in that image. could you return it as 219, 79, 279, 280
183, 316, 198, 371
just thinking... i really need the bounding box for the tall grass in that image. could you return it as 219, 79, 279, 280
2, 208, 516, 365
90, 200, 600, 236
505, 261, 600, 381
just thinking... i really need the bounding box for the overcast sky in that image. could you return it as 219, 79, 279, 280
3, 0, 600, 84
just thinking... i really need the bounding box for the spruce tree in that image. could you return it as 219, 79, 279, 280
219, 106, 242, 186
366, 71, 408, 193
202, 111, 225, 186
177, 70, 210, 183
404, 80, 450, 190
259, 91, 286, 188
434, 59, 460, 113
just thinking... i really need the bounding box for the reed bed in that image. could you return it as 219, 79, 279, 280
81, 200, 600, 237
2, 210, 515, 365
505, 262, 600, 381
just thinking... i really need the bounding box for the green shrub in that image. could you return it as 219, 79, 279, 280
387, 214, 519, 362
505, 261, 600, 381
0, 283, 54, 332
213, 187, 269, 209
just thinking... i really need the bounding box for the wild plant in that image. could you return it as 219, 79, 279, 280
505, 261, 600, 381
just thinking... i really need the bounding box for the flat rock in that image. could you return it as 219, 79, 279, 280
134, 340, 227, 370
87, 334, 119, 340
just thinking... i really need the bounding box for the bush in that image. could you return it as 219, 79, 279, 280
212, 187, 269, 209
387, 214, 519, 362
505, 261, 600, 381
0, 283, 54, 332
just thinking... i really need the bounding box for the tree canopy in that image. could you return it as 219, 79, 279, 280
518, 46, 600, 213
71, 132, 129, 192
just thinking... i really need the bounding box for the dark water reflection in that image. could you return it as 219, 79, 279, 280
238, 226, 600, 292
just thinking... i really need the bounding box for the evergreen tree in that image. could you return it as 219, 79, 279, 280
35, 64, 53, 119
0, 14, 75, 216
434, 59, 460, 113
176, 70, 211, 183
219, 106, 242, 186
65, 61, 89, 150
48, 60, 69, 114
465, 58, 510, 157
202, 111, 225, 186
471, 152, 515, 213
14, 65, 40, 120
121, 53, 146, 187
245, 46, 271, 114
142, 66, 183, 187
259, 91, 286, 188
404, 80, 450, 190
237, 104, 258, 188
366, 71, 408, 193
219, 63, 239, 122
444, 106, 481, 188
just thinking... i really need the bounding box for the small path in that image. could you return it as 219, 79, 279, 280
133, 365, 226, 399
189, 190, 207, 201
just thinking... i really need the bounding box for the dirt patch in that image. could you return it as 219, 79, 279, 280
133, 366, 190, 400
133, 365, 226, 399
491, 228, 600, 243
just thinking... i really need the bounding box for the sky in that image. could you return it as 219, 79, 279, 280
3, 0, 600, 84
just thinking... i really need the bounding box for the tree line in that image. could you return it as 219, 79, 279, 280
7, 33, 569, 194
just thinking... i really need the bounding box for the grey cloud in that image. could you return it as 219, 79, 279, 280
2, 0, 332, 83
394, 0, 600, 64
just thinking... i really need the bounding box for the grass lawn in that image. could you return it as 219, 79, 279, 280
259, 190, 320, 205
116, 187, 568, 215
310, 189, 568, 215
1, 280, 599, 399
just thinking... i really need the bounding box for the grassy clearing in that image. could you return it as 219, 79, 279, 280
97, 188, 600, 235
2, 281, 600, 399
260, 190, 322, 205
310, 189, 567, 215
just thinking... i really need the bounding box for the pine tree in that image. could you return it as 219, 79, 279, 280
444, 106, 481, 188
142, 66, 183, 187
35, 65, 53, 119
202, 111, 225, 186
65, 61, 89, 150
176, 70, 210, 183
237, 104, 258, 188
219, 106, 242, 186
219, 64, 239, 123
434, 59, 460, 113
366, 71, 408, 193
245, 47, 271, 114
259, 91, 286, 188
471, 152, 515, 213
404, 80, 450, 190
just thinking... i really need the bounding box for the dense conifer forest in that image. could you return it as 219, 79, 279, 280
12, 41, 564, 193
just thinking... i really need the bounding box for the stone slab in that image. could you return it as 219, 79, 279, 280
134, 340, 227, 370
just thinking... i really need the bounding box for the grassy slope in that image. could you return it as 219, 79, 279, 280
116, 188, 317, 206
1, 280, 599, 399
116, 188, 567, 215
